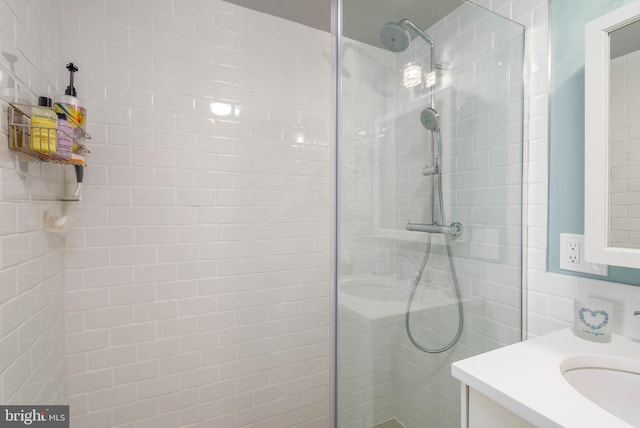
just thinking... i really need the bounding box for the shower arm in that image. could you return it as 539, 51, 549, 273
399, 19, 437, 71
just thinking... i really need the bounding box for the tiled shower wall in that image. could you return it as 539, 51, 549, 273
609, 50, 640, 249
0, 0, 67, 406
60, 1, 332, 427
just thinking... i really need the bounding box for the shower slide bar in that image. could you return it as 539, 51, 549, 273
406, 221, 464, 238
422, 166, 438, 175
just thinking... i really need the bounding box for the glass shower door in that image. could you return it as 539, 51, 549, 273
336, 1, 525, 427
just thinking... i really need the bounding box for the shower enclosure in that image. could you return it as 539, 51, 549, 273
335, 1, 525, 427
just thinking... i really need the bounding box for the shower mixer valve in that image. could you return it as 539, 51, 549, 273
406, 221, 464, 238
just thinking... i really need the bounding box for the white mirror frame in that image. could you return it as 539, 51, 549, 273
585, 0, 640, 269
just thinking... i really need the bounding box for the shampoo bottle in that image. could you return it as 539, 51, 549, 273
54, 63, 86, 140
30, 96, 57, 153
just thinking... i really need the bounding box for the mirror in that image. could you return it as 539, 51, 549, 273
585, 0, 640, 268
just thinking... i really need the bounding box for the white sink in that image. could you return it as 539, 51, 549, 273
452, 329, 640, 427
561, 355, 640, 426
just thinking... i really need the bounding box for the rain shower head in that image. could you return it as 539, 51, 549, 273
380, 22, 411, 52
380, 19, 435, 53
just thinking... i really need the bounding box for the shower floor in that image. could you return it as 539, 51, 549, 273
373, 419, 405, 428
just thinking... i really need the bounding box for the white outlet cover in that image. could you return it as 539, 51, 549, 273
560, 233, 608, 276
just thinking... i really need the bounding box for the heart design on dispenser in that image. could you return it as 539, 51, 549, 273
578, 307, 609, 330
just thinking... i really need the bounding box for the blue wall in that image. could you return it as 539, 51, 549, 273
548, 0, 640, 285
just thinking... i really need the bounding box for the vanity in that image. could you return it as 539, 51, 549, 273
452, 0, 640, 425
451, 328, 640, 427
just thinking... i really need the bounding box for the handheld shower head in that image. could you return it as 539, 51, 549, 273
420, 107, 439, 131
380, 22, 411, 52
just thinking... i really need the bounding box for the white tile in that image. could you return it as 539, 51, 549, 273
153, 91, 195, 116
131, 108, 175, 130
88, 385, 137, 411
68, 369, 113, 395
158, 352, 200, 376
82, 186, 132, 206
152, 285, 194, 308
155, 207, 197, 225
66, 330, 110, 355
112, 399, 157, 425
66, 289, 110, 312
2, 351, 32, 400
108, 166, 155, 186
80, 268, 128, 290
177, 261, 217, 280
0, 204, 17, 235
158, 389, 199, 412
137, 412, 180, 428
134, 301, 177, 321
135, 227, 178, 245
87, 145, 133, 167
180, 402, 220, 426
152, 14, 195, 40
110, 283, 156, 306
106, 84, 153, 108
0, 234, 29, 269
131, 69, 175, 91
85, 227, 135, 247
88, 346, 137, 370
136, 337, 180, 360
155, 170, 198, 189
108, 126, 155, 147
132, 188, 176, 206
85, 307, 134, 329
180, 366, 219, 389
180, 331, 219, 353
111, 323, 156, 347
109, 207, 154, 226
178, 225, 219, 243
178, 296, 217, 316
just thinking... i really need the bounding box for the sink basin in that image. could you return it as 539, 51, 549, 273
561, 355, 640, 426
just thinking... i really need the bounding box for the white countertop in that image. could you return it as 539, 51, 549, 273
451, 328, 640, 428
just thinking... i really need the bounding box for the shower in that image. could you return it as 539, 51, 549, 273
380, 19, 447, 70
381, 20, 464, 354
337, 3, 524, 426
420, 107, 439, 132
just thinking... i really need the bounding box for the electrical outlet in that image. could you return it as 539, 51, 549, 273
560, 233, 608, 276
568, 242, 580, 264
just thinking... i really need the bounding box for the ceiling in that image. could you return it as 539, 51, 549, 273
222, 0, 463, 49
610, 19, 640, 59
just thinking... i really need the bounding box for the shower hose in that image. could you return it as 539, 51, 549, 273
405, 132, 464, 354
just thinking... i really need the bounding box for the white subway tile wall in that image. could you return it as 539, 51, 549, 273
609, 50, 640, 249
0, 0, 67, 406
61, 0, 332, 427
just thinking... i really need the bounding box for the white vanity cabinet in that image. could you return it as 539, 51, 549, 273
452, 329, 640, 428
461, 385, 535, 428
